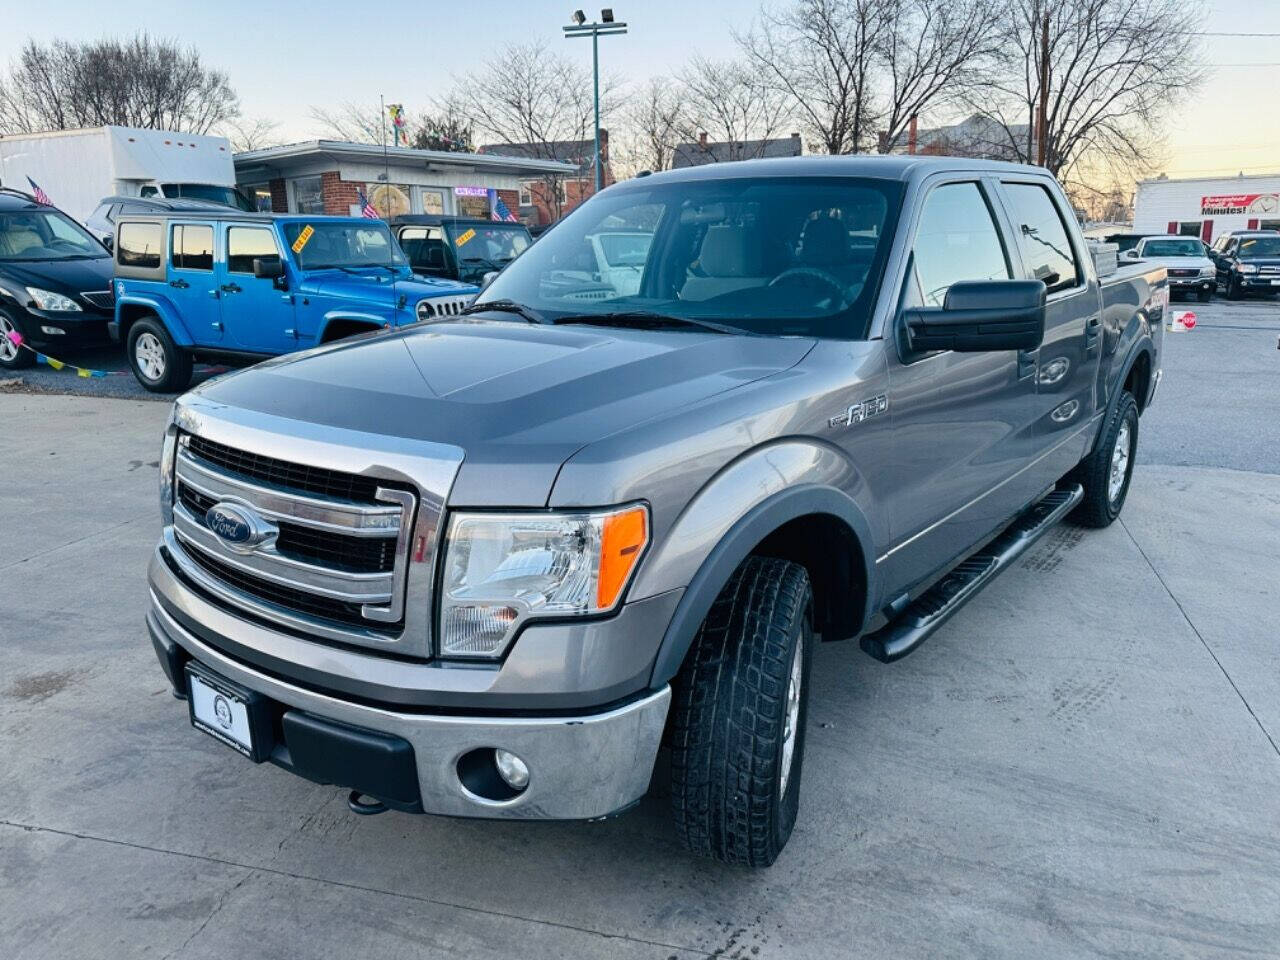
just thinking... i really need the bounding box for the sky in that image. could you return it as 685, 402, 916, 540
0, 0, 1277, 183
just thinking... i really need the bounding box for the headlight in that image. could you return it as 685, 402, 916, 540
438, 504, 649, 659
1237, 263, 1258, 274
1199, 265, 1216, 277
26, 287, 82, 311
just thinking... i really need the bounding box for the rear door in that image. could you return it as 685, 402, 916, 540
994, 178, 1102, 480
167, 222, 222, 345
218, 223, 293, 353
882, 177, 1042, 594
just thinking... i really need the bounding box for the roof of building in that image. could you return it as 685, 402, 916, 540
233, 140, 576, 177
1137, 171, 1280, 186
900, 114, 1026, 160
672, 133, 802, 168
477, 139, 602, 178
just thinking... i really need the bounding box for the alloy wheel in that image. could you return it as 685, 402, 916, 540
779, 635, 804, 796
1108, 419, 1132, 505
135, 332, 166, 381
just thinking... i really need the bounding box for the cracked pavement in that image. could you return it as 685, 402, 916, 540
2, 299, 1278, 958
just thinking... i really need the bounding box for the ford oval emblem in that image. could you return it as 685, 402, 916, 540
205, 502, 270, 551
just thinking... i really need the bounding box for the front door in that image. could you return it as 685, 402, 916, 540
883, 179, 1042, 595
995, 179, 1102, 482
166, 222, 222, 344
219, 224, 293, 353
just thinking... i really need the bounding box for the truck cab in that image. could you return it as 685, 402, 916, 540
113, 210, 476, 391
391, 215, 533, 286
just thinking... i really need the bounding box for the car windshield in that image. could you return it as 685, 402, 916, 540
446, 223, 531, 281
164, 183, 255, 212
0, 210, 106, 261
1238, 236, 1280, 258
1142, 238, 1203, 257
283, 221, 408, 271
474, 176, 903, 338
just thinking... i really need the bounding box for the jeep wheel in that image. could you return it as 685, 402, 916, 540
0, 310, 35, 370
1070, 391, 1139, 528
670, 556, 813, 867
127, 317, 192, 393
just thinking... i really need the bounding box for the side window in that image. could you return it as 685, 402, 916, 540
910, 182, 1011, 308
1002, 182, 1081, 291
117, 222, 163, 269
172, 224, 214, 271
227, 226, 278, 274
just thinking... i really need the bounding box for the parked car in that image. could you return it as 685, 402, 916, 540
1122, 235, 1216, 301
147, 156, 1165, 867
86, 195, 234, 246
112, 210, 476, 391
391, 215, 532, 286
1210, 231, 1280, 299
0, 187, 115, 370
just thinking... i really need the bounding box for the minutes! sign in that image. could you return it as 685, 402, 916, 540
1200, 193, 1280, 216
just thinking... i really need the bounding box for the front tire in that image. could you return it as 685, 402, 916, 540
1226, 276, 1243, 300
0, 309, 35, 370
127, 317, 192, 393
1197, 286, 1212, 303
1071, 391, 1139, 528
670, 556, 813, 867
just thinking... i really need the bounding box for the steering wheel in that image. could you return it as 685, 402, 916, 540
768, 266, 851, 306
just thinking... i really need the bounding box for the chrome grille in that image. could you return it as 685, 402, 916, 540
169, 433, 417, 647
80, 290, 114, 311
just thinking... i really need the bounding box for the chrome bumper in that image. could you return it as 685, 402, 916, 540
148, 592, 671, 821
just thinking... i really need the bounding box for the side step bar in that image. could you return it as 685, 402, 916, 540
860, 484, 1084, 664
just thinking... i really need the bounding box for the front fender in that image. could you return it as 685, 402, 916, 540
115, 292, 193, 346
634, 440, 878, 687
318, 310, 389, 339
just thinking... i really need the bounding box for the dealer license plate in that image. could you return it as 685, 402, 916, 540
188, 669, 256, 757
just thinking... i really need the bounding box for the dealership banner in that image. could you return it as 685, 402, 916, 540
1200, 193, 1280, 216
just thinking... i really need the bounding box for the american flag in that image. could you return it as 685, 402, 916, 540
356, 187, 379, 219
27, 177, 51, 205
488, 189, 518, 223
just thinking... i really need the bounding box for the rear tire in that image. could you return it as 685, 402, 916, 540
669, 556, 813, 867
1070, 391, 1139, 528
0, 309, 35, 370
127, 317, 191, 393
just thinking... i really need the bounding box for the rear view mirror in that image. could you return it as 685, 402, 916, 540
480, 271, 499, 290
903, 279, 1045, 353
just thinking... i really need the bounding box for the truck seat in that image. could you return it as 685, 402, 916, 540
681, 225, 768, 301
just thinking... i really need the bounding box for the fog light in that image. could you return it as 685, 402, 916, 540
494, 749, 529, 790
40, 325, 66, 335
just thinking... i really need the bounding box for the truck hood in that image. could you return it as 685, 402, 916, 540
301, 270, 475, 304
189, 319, 815, 505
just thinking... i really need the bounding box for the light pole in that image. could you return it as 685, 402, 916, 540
564, 9, 627, 195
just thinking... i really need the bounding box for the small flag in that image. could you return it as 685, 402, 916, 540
356, 187, 380, 219
488, 189, 519, 223
27, 177, 50, 205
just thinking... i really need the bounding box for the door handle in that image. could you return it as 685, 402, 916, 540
169, 278, 189, 289
1017, 349, 1037, 380
220, 283, 242, 295
1085, 315, 1102, 356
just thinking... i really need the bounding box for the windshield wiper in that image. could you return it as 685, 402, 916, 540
553, 310, 745, 335
460, 299, 547, 324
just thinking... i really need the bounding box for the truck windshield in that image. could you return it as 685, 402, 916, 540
283, 221, 408, 271
1239, 236, 1280, 258
446, 223, 531, 282
163, 183, 255, 212
475, 176, 903, 338
1142, 238, 1203, 257
0, 210, 106, 261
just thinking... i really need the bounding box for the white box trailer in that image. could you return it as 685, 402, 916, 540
0, 125, 243, 223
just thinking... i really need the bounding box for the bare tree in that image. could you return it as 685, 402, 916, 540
307, 102, 384, 144
738, 0, 884, 155
452, 42, 618, 219
219, 116, 282, 153
617, 77, 684, 175
877, 0, 1003, 152
0, 34, 238, 134
973, 0, 1201, 181
675, 56, 792, 162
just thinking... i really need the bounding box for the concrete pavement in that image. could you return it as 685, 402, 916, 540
2, 299, 1278, 958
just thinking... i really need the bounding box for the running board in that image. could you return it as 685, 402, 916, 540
860, 484, 1084, 664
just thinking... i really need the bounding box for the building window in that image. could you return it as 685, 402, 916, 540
241, 183, 273, 212
365, 183, 411, 218
519, 181, 535, 207
1178, 221, 1202, 237
292, 176, 324, 214
419, 188, 446, 215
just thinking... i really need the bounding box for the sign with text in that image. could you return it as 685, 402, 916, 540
1200, 193, 1280, 216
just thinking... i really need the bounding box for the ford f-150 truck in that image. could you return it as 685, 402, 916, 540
147, 157, 1165, 867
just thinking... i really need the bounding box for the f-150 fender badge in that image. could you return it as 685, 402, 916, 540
828, 394, 888, 429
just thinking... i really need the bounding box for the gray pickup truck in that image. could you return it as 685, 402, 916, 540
147, 157, 1165, 867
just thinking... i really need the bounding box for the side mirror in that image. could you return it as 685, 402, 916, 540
480, 270, 499, 290
253, 256, 287, 290
101, 235, 114, 252
1123, 249, 1139, 260
903, 279, 1045, 353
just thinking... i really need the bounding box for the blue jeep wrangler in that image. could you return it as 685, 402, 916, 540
111, 207, 476, 391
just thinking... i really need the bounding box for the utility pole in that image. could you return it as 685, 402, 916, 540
1037, 11, 1049, 168
564, 10, 628, 195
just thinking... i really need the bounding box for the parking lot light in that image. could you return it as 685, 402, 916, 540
564, 10, 628, 195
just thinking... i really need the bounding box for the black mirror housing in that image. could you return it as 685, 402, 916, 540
253, 256, 284, 280
904, 279, 1046, 353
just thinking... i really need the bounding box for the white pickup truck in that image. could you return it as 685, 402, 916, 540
1122, 235, 1215, 301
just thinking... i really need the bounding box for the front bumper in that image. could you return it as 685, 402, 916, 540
18, 307, 112, 348
1168, 276, 1212, 291
149, 598, 670, 819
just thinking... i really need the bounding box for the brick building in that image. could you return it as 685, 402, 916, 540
233, 141, 574, 221
478, 130, 615, 227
